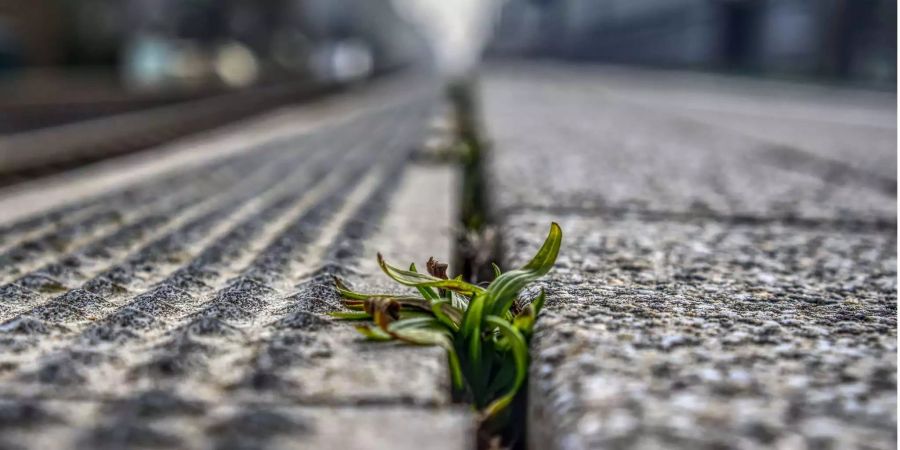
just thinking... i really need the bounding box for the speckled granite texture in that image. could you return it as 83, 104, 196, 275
483, 63, 897, 450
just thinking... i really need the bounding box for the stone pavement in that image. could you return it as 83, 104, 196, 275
0, 80, 471, 449
0, 63, 895, 449
482, 63, 897, 449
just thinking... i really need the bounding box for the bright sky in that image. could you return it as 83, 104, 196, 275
392, 0, 502, 78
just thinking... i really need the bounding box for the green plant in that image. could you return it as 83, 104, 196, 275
331, 223, 562, 423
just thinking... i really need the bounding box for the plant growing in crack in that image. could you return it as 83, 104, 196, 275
330, 222, 562, 441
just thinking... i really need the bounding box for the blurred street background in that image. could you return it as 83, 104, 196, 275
0, 0, 894, 93
491, 0, 896, 85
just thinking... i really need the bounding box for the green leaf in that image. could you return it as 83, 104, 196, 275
484, 362, 516, 400
409, 263, 440, 301
491, 262, 502, 279
354, 325, 393, 341
460, 293, 486, 386
379, 254, 442, 283
483, 222, 561, 317
395, 297, 434, 311
521, 222, 563, 273
335, 277, 419, 303
398, 310, 433, 320
512, 306, 536, 336
460, 293, 486, 340
512, 290, 546, 337
431, 299, 461, 331
378, 254, 486, 296
333, 277, 371, 300
388, 317, 442, 332
481, 315, 528, 420
446, 346, 465, 391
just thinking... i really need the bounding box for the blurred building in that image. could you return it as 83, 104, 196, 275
0, 0, 429, 89
1, 0, 894, 88
490, 0, 897, 87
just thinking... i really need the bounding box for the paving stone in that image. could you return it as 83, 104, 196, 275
0, 83, 470, 449
494, 63, 897, 183
505, 211, 896, 450
483, 64, 896, 225
482, 63, 897, 450
0, 398, 472, 450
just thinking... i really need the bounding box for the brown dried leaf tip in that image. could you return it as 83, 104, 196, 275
426, 257, 449, 279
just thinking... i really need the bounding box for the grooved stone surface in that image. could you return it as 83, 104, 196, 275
0, 84, 471, 449
482, 63, 897, 450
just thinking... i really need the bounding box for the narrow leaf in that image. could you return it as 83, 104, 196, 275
335, 277, 422, 302
388, 317, 442, 332
484, 223, 561, 317
431, 299, 461, 331
512, 309, 534, 336
482, 315, 529, 419
378, 253, 486, 296
410, 263, 440, 300
355, 325, 393, 341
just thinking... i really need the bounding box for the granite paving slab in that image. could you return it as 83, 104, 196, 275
0, 83, 471, 449
494, 64, 897, 183
482, 63, 897, 450
483, 67, 896, 225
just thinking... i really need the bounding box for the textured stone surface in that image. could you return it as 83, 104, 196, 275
0, 84, 471, 449
0, 399, 469, 450
482, 63, 897, 449
498, 64, 897, 183
508, 212, 895, 450
483, 65, 896, 225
